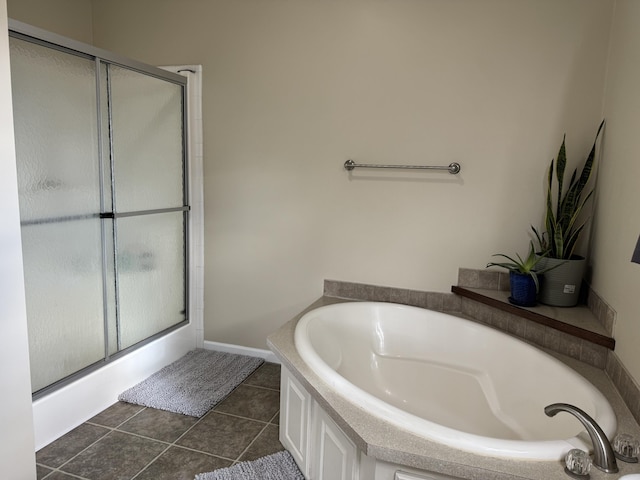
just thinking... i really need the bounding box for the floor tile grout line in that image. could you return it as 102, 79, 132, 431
211, 409, 274, 424
50, 406, 272, 473
37, 367, 283, 479
86, 403, 209, 449
40, 465, 92, 480
57, 411, 208, 480
153, 400, 280, 468
42, 406, 151, 475
165, 407, 280, 468
121, 406, 248, 478
268, 409, 280, 425
169, 411, 210, 445
164, 443, 238, 463
81, 406, 149, 437
124, 405, 252, 479
88, 404, 149, 430
231, 421, 272, 466
45, 426, 114, 475
129, 443, 173, 480
242, 383, 281, 392
45, 471, 91, 480
108, 428, 175, 446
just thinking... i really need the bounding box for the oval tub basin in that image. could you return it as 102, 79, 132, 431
294, 301, 616, 460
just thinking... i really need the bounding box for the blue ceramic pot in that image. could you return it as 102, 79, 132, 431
509, 271, 537, 307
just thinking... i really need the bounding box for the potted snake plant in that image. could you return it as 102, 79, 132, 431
487, 242, 560, 307
532, 120, 604, 307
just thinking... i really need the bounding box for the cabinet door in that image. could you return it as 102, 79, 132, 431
373, 461, 463, 480
312, 405, 358, 480
395, 472, 442, 480
280, 367, 311, 476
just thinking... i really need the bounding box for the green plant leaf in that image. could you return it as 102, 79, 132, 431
555, 136, 566, 220
564, 222, 586, 259
575, 119, 604, 196
532, 120, 604, 259
552, 227, 564, 259
487, 241, 566, 293
530, 271, 540, 293
531, 226, 548, 254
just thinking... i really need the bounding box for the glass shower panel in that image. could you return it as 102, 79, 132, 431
10, 37, 107, 393
109, 65, 185, 212
20, 221, 105, 392
117, 212, 186, 349
10, 38, 101, 220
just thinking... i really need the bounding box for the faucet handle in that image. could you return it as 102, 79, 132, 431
614, 433, 640, 463
565, 448, 592, 478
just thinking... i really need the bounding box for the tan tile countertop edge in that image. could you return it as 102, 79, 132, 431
266, 296, 640, 480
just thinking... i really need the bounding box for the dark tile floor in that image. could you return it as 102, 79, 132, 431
36, 362, 284, 480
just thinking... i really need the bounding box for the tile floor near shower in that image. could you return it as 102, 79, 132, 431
36, 363, 284, 480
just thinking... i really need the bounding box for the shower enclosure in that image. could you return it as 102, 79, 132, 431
9, 22, 190, 396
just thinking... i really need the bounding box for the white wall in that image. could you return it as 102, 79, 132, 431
88, 0, 614, 349
7, 0, 93, 44
592, 0, 640, 383
0, 0, 37, 477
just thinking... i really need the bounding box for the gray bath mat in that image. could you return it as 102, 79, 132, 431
195, 451, 304, 480
118, 349, 264, 417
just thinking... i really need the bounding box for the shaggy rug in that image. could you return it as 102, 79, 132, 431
194, 451, 304, 480
118, 349, 264, 417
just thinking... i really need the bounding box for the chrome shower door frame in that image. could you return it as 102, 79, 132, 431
9, 19, 190, 397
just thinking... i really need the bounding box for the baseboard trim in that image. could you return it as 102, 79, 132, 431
203, 340, 280, 364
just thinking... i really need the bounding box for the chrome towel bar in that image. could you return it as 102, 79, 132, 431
344, 159, 461, 174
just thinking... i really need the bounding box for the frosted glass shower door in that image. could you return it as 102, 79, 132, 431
10, 37, 107, 393
10, 27, 189, 395
108, 65, 187, 350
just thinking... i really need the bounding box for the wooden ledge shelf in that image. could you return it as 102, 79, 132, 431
451, 285, 615, 350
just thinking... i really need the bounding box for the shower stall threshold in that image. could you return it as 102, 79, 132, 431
32, 323, 196, 450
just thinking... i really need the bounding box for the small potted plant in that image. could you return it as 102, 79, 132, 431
532, 120, 605, 306
487, 242, 560, 307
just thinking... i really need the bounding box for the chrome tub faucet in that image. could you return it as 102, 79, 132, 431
545, 402, 618, 474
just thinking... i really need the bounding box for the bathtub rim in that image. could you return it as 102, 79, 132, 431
293, 300, 617, 461
267, 295, 640, 480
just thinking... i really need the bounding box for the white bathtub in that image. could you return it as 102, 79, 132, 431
293, 301, 616, 460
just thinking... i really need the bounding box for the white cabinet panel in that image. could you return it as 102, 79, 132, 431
375, 461, 463, 480
280, 367, 312, 476
312, 406, 358, 480
395, 471, 443, 480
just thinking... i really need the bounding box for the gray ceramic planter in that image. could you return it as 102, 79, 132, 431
536, 256, 587, 307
